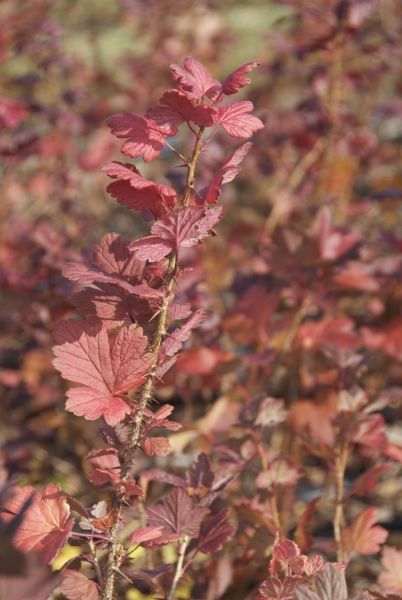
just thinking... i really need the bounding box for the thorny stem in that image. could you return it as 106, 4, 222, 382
183, 126, 205, 207
167, 535, 190, 600
100, 128, 205, 600
333, 440, 348, 563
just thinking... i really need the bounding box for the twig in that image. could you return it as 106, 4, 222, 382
333, 440, 348, 563
100, 126, 205, 600
167, 535, 190, 600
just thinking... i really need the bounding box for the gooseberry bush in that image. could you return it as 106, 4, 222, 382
2, 2, 402, 599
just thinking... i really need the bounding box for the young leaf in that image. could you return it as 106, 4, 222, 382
131, 206, 222, 262
53, 319, 151, 425
146, 90, 217, 135
170, 56, 221, 101
215, 101, 264, 138
106, 113, 165, 162
202, 142, 252, 204
221, 61, 260, 95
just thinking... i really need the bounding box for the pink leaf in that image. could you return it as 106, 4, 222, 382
161, 309, 206, 358
343, 507, 388, 556
0, 484, 73, 564
103, 161, 177, 218
131, 206, 222, 262
53, 319, 151, 425
60, 570, 99, 600
215, 101, 264, 139
378, 547, 402, 593
146, 90, 217, 136
202, 142, 252, 204
129, 526, 165, 545
221, 61, 260, 95
106, 113, 165, 162
170, 56, 221, 101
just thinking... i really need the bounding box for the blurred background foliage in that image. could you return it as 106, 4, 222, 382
2, 0, 402, 597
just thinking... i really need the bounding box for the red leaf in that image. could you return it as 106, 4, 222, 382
86, 448, 121, 486
147, 488, 208, 542
146, 90, 217, 136
378, 547, 402, 593
215, 101, 264, 138
0, 484, 73, 564
221, 61, 260, 95
103, 161, 177, 218
60, 570, 99, 600
296, 317, 359, 351
131, 206, 222, 262
142, 436, 172, 457
170, 56, 221, 101
197, 508, 235, 553
64, 232, 146, 293
343, 507, 388, 556
53, 319, 151, 425
160, 309, 206, 359
106, 113, 165, 162
129, 526, 164, 545
202, 142, 252, 204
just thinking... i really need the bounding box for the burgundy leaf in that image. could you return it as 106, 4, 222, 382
147, 488, 208, 541
53, 319, 151, 425
196, 508, 235, 553
215, 101, 264, 138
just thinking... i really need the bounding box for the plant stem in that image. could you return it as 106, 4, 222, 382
167, 535, 190, 600
100, 128, 205, 600
333, 441, 348, 563
183, 126, 205, 207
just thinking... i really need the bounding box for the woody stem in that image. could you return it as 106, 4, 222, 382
100, 129, 205, 600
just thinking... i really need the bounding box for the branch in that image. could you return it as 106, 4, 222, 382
100, 127, 205, 600
333, 440, 348, 563
167, 535, 190, 600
